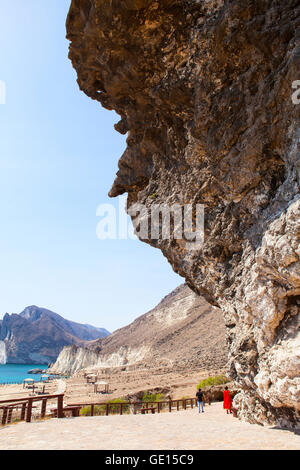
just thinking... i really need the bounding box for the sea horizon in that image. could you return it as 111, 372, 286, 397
0, 363, 49, 385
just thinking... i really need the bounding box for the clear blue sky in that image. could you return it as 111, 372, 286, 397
0, 0, 182, 332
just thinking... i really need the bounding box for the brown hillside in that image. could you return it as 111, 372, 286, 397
90, 284, 227, 371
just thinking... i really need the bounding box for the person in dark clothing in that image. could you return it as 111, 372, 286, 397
196, 388, 204, 413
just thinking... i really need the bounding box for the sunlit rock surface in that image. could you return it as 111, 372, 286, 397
0, 341, 6, 365
66, 0, 300, 427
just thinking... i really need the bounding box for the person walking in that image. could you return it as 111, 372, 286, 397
223, 386, 233, 414
196, 388, 204, 413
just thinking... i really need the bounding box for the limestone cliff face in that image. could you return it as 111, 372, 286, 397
47, 344, 151, 375
47, 345, 101, 376
66, 1, 300, 428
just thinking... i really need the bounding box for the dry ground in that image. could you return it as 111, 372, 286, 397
64, 367, 222, 404
0, 402, 299, 450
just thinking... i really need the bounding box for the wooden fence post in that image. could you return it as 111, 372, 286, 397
26, 399, 33, 423
106, 404, 109, 416
21, 403, 26, 421
169, 400, 172, 412
41, 399, 47, 418
91, 404, 94, 417
2, 407, 8, 425
57, 395, 64, 419
7, 408, 13, 424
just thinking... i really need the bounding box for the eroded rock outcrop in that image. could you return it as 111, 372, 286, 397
66, 0, 300, 427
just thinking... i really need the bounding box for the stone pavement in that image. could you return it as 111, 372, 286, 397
0, 403, 299, 450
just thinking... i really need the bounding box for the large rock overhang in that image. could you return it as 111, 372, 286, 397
66, 0, 300, 428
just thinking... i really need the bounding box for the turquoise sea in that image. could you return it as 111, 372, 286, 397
0, 364, 48, 384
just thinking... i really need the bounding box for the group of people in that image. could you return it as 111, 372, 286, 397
196, 386, 233, 414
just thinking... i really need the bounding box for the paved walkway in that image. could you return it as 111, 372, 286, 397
0, 403, 299, 450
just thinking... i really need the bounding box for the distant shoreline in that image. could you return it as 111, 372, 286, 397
0, 363, 50, 385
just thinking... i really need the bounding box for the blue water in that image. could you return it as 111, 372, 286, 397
0, 364, 48, 384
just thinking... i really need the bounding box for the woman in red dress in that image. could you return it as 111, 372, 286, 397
223, 386, 233, 414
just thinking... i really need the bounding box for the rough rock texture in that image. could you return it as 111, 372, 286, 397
66, 0, 300, 427
0, 341, 6, 364
48, 344, 102, 375
0, 306, 110, 364
49, 284, 227, 375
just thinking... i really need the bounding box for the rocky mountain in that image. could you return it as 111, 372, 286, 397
48, 284, 228, 375
0, 306, 110, 364
67, 1, 300, 428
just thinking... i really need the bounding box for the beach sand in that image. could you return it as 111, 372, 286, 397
0, 379, 61, 401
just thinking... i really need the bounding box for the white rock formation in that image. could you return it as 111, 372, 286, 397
0, 341, 7, 365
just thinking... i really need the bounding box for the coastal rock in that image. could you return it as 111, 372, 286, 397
66, 0, 300, 428
27, 369, 44, 374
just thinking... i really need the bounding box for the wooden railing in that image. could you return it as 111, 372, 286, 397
68, 398, 197, 417
0, 394, 64, 425
0, 396, 203, 425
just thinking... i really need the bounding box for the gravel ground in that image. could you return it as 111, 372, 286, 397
0, 402, 299, 450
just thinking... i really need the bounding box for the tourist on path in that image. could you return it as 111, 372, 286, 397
196, 388, 204, 413
223, 386, 233, 414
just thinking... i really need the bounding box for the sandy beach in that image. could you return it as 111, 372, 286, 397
0, 379, 61, 401
0, 402, 299, 450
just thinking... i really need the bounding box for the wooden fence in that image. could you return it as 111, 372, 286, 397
68, 398, 198, 417
0, 394, 64, 425
0, 396, 205, 425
